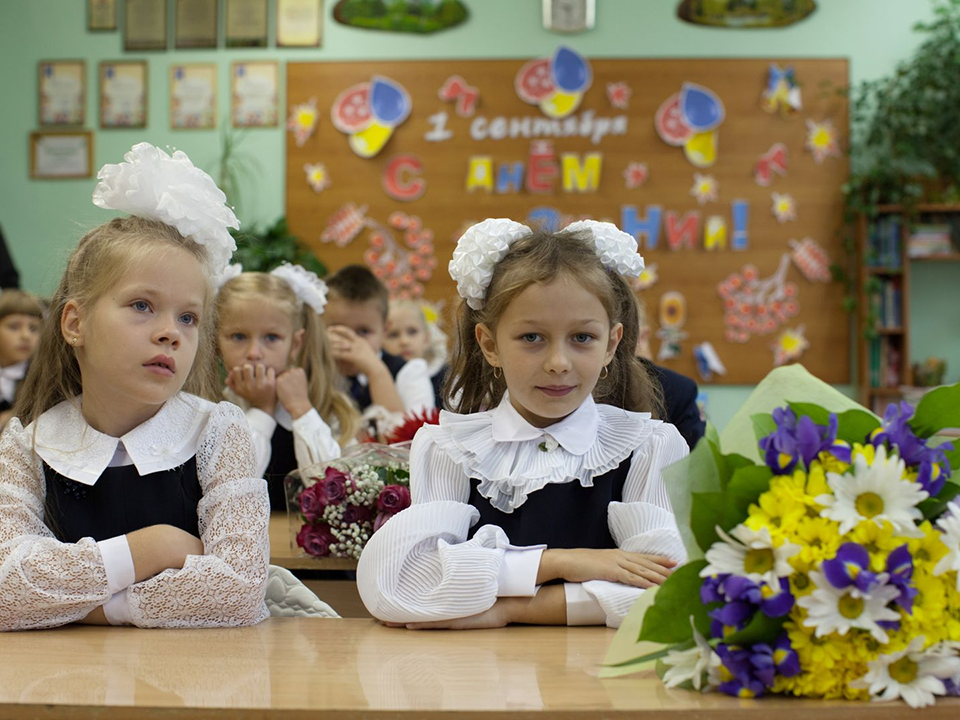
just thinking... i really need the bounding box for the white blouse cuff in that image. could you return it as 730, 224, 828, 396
102, 589, 133, 626
564, 582, 607, 626
291, 407, 323, 433
497, 546, 545, 597
97, 535, 136, 595
246, 408, 278, 437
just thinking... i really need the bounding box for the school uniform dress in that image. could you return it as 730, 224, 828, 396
356, 394, 689, 628
348, 351, 435, 413
0, 393, 270, 631
224, 388, 341, 511
0, 360, 28, 413
427, 358, 448, 411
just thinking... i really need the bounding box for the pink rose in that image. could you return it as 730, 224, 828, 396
342, 503, 373, 525
296, 522, 335, 558
298, 484, 325, 523
318, 467, 348, 505
377, 484, 411, 514
372, 512, 392, 533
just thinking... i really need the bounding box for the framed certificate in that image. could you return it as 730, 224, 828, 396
175, 0, 218, 49
170, 63, 217, 129
38, 60, 86, 127
226, 0, 268, 47
125, 0, 168, 51
277, 0, 323, 47
100, 61, 147, 128
30, 131, 94, 180
232, 61, 278, 127
88, 0, 117, 31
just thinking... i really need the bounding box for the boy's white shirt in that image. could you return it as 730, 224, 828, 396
0, 360, 28, 404
353, 355, 435, 413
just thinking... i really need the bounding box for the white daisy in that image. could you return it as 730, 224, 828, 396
662, 617, 720, 691
700, 524, 800, 588
934, 501, 960, 591
796, 570, 900, 643
851, 636, 960, 708
816, 444, 926, 537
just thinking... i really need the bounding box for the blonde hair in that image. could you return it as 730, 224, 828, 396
0, 290, 45, 322
216, 273, 360, 445
445, 229, 664, 417
388, 299, 448, 366
14, 216, 220, 427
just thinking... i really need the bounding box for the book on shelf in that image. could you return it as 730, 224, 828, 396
870, 276, 902, 328
908, 223, 954, 258
867, 215, 902, 268
868, 336, 904, 389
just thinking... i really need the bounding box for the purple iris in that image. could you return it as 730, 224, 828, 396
772, 633, 801, 677
705, 574, 794, 639
701, 575, 725, 605
885, 544, 918, 613
871, 402, 953, 495
822, 542, 879, 593
945, 678, 960, 697
715, 644, 770, 698
760, 407, 851, 475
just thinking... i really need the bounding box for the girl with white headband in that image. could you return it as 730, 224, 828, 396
216, 264, 360, 510
0, 143, 270, 630
357, 219, 688, 629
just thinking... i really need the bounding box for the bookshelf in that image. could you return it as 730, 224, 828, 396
857, 204, 960, 413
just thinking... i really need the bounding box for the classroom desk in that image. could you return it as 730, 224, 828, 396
1, 618, 956, 719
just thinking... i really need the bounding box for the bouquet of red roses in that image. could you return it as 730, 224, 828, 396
290, 443, 411, 559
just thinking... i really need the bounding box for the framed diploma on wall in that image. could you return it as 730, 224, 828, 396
175, 0, 218, 49
277, 0, 323, 47
124, 0, 168, 51
38, 60, 86, 127
232, 61, 278, 127
100, 61, 147, 128
226, 0, 268, 47
170, 63, 217, 129
88, 0, 117, 31
30, 131, 94, 180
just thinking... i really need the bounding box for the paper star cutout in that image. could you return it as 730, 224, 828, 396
805, 119, 841, 163
304, 163, 330, 193
690, 173, 718, 205
771, 192, 796, 223
623, 162, 648, 189
606, 82, 632, 109
772, 325, 809, 366
287, 98, 319, 147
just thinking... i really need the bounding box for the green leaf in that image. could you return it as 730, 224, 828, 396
918, 480, 960, 520
788, 402, 830, 425
834, 409, 882, 445
911, 383, 960, 438
690, 492, 753, 551
639, 560, 711, 644
705, 422, 720, 449
727, 465, 774, 506
723, 611, 786, 647
751, 413, 777, 444
662, 441, 723, 561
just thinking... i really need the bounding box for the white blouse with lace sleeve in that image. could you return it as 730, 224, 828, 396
0, 395, 269, 631
356, 395, 689, 628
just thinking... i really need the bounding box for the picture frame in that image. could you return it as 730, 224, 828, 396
175, 0, 218, 49
124, 0, 168, 51
88, 0, 118, 31
232, 61, 279, 127
30, 131, 94, 180
277, 0, 323, 48
226, 0, 268, 48
100, 60, 148, 129
38, 60, 86, 127
170, 63, 217, 129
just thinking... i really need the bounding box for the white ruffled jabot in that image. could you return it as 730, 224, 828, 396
419, 395, 659, 513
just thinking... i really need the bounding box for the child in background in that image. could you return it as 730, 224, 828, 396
384, 300, 449, 410
0, 289, 44, 428
0, 142, 269, 630
358, 219, 687, 630
324, 265, 434, 423
217, 265, 360, 510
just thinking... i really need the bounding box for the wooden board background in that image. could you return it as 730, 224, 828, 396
286, 58, 849, 384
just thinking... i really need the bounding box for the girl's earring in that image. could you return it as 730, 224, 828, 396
492, 366, 502, 380
600, 365, 609, 380
69, 337, 77, 346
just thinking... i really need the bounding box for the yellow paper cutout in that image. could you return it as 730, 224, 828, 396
705, 215, 727, 251
466, 156, 494, 192
561, 152, 602, 193
349, 122, 394, 159
540, 91, 582, 119
683, 129, 717, 167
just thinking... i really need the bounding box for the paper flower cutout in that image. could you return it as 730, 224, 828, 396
771, 192, 797, 223
631, 262, 659, 291
755, 143, 788, 186
761, 64, 802, 116
623, 162, 649, 189
806, 119, 841, 163
366, 212, 439, 299
438, 75, 479, 117
565, 220, 645, 278
304, 163, 330, 194
606, 81, 631, 109
515, 46, 592, 119
93, 142, 239, 274
449, 219, 532, 309
271, 262, 328, 315
331, 76, 412, 158
690, 173, 719, 205
321, 203, 369, 247
655, 83, 725, 168
789, 237, 832, 283
287, 97, 319, 147
772, 325, 809, 366
718, 254, 799, 343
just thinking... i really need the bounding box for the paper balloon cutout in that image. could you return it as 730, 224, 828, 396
304, 163, 330, 194
287, 97, 319, 147
771, 192, 797, 223
789, 237, 832, 283
805, 119, 841, 164
690, 173, 718, 205
623, 162, 648, 189
515, 46, 592, 119
760, 64, 802, 116
772, 325, 809, 366
755, 143, 788, 186
331, 76, 411, 158
606, 81, 631, 109
718, 254, 799, 343
655, 83, 725, 167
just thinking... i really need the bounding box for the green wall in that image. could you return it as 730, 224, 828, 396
0, 0, 954, 430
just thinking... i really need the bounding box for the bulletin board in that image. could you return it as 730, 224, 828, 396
285, 56, 849, 384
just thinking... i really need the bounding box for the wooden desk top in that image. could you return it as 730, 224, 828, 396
269, 511, 358, 571
1, 618, 957, 718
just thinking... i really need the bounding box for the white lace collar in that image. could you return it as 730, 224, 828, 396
422, 394, 656, 513
28, 393, 213, 486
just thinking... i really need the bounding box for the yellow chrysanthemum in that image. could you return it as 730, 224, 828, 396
745, 481, 808, 539
813, 451, 850, 476
908, 520, 949, 571
783, 621, 873, 699
804, 463, 832, 502
902, 572, 949, 642
851, 443, 876, 465
848, 520, 903, 573
790, 516, 842, 569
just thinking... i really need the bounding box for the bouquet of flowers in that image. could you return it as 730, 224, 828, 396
290, 443, 411, 559
611, 369, 960, 708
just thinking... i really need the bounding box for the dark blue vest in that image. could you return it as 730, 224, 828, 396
264, 424, 297, 511
348, 351, 407, 411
